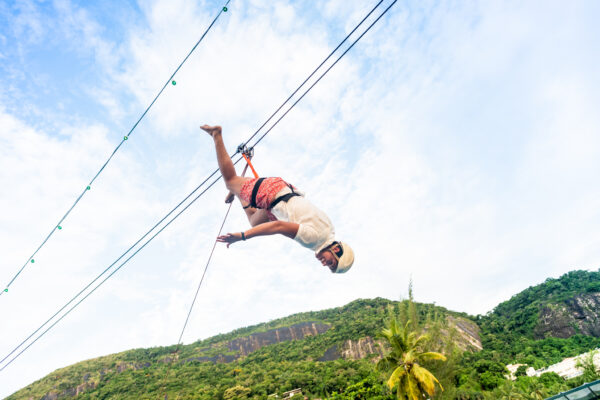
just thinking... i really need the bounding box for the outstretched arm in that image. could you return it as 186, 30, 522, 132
217, 221, 299, 247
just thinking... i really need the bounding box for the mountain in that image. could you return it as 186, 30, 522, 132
7, 269, 600, 400
483, 270, 600, 338
476, 270, 600, 368
535, 293, 600, 338
6, 298, 476, 400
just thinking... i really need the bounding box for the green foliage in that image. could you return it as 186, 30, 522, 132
515, 365, 528, 377
7, 298, 404, 400
487, 375, 569, 400
575, 350, 600, 382
327, 377, 393, 399
7, 270, 600, 400
223, 384, 251, 399
376, 303, 446, 399
474, 270, 600, 368
451, 270, 600, 398
478, 370, 505, 391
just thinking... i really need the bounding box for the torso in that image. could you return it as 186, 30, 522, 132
270, 188, 335, 253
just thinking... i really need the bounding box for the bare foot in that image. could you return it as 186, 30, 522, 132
200, 124, 222, 138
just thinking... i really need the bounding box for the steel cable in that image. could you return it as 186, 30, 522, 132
0, 0, 232, 298
0, 0, 397, 371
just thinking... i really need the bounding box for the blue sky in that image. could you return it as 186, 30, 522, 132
1, 0, 600, 397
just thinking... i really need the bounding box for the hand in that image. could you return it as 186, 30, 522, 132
224, 192, 235, 203
217, 232, 243, 248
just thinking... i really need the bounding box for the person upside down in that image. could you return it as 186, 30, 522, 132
201, 124, 354, 274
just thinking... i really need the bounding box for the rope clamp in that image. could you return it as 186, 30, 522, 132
237, 143, 254, 159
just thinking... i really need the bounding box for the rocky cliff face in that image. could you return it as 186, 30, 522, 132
227, 321, 330, 356
37, 381, 96, 400
534, 293, 600, 339
340, 337, 386, 360
447, 315, 482, 351
318, 316, 482, 362
186, 321, 331, 363
318, 337, 385, 362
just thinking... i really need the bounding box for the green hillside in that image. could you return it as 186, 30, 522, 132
7, 269, 600, 400
6, 298, 466, 400
476, 270, 600, 368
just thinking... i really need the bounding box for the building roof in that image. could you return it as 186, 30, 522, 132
546, 379, 600, 400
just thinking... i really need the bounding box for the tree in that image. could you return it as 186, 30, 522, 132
511, 376, 549, 400
473, 360, 508, 390
223, 385, 251, 400
377, 311, 446, 400
328, 377, 392, 400
492, 380, 524, 400
515, 365, 528, 377
576, 350, 600, 382
523, 380, 547, 400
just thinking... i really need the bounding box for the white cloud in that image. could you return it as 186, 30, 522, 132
1, 0, 600, 397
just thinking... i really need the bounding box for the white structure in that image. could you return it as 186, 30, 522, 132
269, 389, 305, 399
508, 348, 600, 380
282, 388, 303, 399
506, 363, 536, 380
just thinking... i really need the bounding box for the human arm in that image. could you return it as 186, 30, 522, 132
217, 221, 299, 247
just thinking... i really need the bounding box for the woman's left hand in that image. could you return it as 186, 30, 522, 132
217, 233, 243, 248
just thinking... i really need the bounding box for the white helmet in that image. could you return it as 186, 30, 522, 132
332, 242, 354, 274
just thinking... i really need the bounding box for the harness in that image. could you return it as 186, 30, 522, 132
270, 189, 301, 208
244, 177, 301, 209
237, 144, 301, 210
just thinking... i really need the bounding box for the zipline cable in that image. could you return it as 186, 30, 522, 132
1, 0, 388, 362
0, 0, 396, 371
177, 159, 251, 346
0, 0, 231, 298
177, 202, 232, 345
239, 0, 385, 148
251, 0, 398, 149
0, 171, 230, 372
0, 164, 227, 368
160, 186, 237, 400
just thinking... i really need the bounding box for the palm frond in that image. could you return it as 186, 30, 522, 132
387, 366, 406, 390
412, 333, 430, 349
405, 374, 422, 400
412, 363, 443, 395
418, 351, 447, 362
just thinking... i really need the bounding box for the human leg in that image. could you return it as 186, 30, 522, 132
201, 124, 250, 195
236, 178, 271, 226
201, 125, 277, 228
202, 124, 268, 227
244, 207, 271, 226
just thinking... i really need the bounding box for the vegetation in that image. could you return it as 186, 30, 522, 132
377, 315, 446, 399
575, 350, 600, 383
7, 269, 600, 400
476, 270, 600, 367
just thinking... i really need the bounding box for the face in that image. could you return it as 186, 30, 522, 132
316, 247, 339, 273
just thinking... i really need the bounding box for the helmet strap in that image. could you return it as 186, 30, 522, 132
329, 242, 343, 261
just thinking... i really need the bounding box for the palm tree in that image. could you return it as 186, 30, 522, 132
494, 380, 524, 400
377, 314, 446, 400
525, 381, 547, 400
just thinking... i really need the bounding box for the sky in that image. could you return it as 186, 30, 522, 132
1, 0, 599, 396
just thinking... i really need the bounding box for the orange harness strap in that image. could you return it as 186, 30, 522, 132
241, 152, 259, 179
